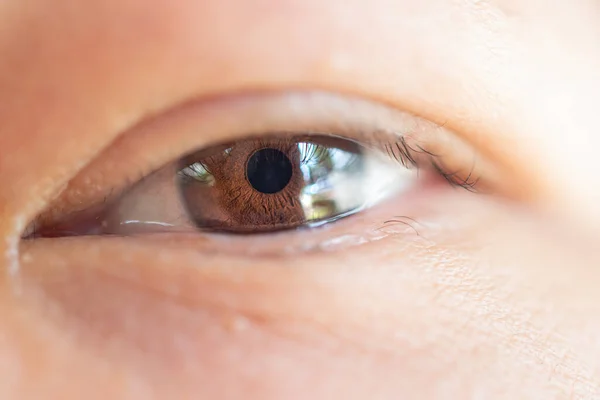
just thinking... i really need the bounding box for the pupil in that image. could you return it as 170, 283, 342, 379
246, 148, 293, 194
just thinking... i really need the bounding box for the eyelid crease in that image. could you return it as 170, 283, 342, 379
23, 91, 496, 236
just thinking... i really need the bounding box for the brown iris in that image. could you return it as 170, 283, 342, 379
178, 138, 309, 233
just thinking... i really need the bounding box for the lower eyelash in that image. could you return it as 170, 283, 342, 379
378, 216, 423, 237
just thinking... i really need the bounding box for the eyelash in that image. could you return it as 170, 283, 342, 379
383, 137, 480, 192
431, 159, 479, 192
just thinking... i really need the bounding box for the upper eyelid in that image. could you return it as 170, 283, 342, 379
27, 91, 476, 228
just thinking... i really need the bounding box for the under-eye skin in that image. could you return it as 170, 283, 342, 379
23, 92, 496, 243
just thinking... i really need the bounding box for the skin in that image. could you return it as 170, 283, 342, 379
1, 0, 600, 398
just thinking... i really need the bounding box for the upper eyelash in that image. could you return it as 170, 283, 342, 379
384, 137, 418, 169
430, 158, 479, 192
384, 136, 481, 192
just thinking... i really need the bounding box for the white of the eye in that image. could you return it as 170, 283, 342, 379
361, 149, 417, 206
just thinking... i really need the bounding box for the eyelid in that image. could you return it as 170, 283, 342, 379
26, 91, 496, 231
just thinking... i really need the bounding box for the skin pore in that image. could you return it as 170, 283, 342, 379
1, 0, 600, 398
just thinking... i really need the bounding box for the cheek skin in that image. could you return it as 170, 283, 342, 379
5, 191, 600, 399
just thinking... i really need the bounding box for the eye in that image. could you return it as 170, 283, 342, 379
24, 92, 496, 245
176, 135, 410, 233
29, 133, 418, 238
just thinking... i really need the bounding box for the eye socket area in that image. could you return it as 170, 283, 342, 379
22, 92, 503, 241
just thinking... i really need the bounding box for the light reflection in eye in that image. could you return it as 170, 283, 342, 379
298, 143, 363, 221
180, 162, 217, 186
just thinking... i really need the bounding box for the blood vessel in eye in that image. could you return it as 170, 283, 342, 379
246, 148, 293, 194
